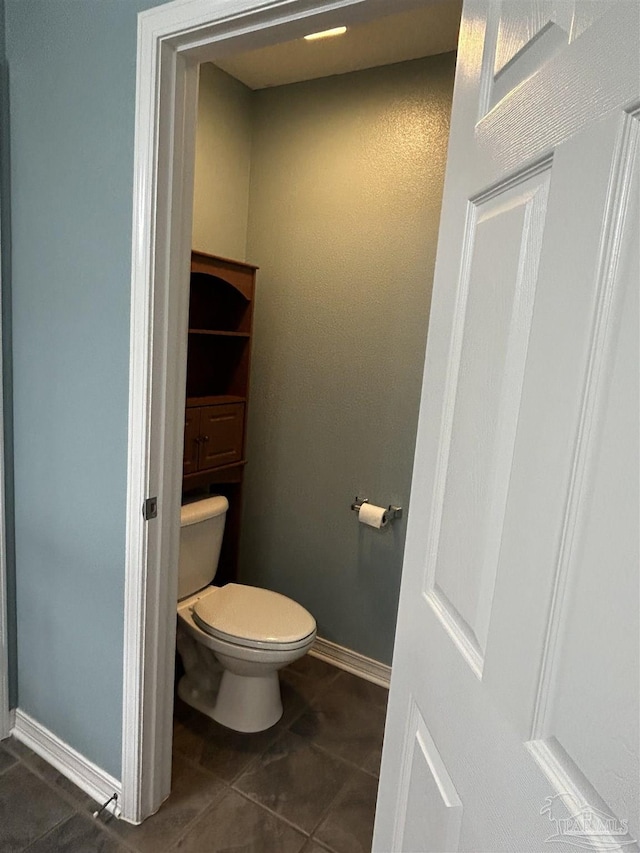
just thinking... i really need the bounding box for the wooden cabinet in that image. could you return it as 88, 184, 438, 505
183, 406, 201, 477
185, 402, 245, 473
182, 251, 258, 581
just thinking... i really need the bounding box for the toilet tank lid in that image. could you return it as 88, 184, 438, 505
181, 496, 229, 527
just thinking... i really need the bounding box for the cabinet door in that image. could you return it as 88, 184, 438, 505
183, 408, 201, 476
198, 403, 244, 470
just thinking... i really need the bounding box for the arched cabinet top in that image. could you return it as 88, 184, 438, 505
191, 250, 258, 301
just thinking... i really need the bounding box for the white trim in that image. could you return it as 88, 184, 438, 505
12, 710, 122, 817
125, 0, 414, 825
0, 146, 10, 742
123, 9, 199, 825
0, 381, 8, 743
311, 637, 391, 689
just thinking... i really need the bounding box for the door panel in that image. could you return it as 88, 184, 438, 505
482, 114, 638, 739
527, 116, 639, 846
399, 702, 463, 853
428, 169, 550, 674
198, 403, 244, 470
489, 1, 615, 108
478, 4, 639, 166
375, 2, 639, 851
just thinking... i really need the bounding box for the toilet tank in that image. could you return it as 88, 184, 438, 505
178, 496, 229, 600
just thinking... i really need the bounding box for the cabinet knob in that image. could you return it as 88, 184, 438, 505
202, 435, 209, 442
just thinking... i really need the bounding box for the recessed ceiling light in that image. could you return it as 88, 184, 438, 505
303, 26, 347, 41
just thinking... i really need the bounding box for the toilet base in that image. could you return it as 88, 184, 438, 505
214, 670, 283, 732
177, 674, 220, 720
177, 670, 283, 732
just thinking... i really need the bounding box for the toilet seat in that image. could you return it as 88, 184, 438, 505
192, 583, 316, 652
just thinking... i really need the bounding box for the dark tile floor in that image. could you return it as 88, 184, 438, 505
0, 656, 387, 852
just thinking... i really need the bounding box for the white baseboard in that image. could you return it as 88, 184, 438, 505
12, 709, 121, 817
310, 637, 391, 688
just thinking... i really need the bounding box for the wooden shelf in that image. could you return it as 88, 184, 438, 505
188, 329, 250, 338
191, 249, 259, 271
182, 460, 247, 491
186, 394, 246, 408
183, 251, 257, 581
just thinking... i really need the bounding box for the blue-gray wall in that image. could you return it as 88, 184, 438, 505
193, 64, 254, 260
4, 0, 166, 778
239, 56, 455, 665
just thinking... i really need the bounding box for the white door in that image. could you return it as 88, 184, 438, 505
375, 2, 639, 851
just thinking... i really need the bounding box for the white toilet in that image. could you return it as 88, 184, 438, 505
176, 496, 316, 732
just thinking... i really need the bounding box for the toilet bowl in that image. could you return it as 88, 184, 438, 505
176, 497, 316, 732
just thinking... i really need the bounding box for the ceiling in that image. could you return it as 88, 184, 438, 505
214, 0, 462, 90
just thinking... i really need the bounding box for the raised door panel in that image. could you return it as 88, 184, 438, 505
395, 701, 463, 853
198, 403, 245, 471
487, 0, 616, 111
424, 166, 550, 677
525, 115, 640, 848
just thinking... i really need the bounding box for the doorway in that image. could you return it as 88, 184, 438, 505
123, 0, 460, 825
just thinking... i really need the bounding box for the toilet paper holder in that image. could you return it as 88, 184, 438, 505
351, 496, 403, 525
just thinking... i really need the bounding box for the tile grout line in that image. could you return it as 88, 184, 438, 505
166, 782, 255, 852
171, 746, 229, 785
20, 812, 74, 853
2, 758, 136, 853
0, 751, 17, 776
227, 734, 371, 847
305, 761, 364, 848
228, 785, 313, 839
301, 738, 382, 779
91, 809, 156, 853
7, 746, 140, 853
23, 808, 142, 853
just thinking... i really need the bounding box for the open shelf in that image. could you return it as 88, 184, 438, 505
186, 333, 250, 398
188, 329, 250, 337
189, 269, 252, 331
186, 394, 246, 408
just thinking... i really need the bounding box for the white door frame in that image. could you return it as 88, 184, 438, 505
124, 0, 436, 824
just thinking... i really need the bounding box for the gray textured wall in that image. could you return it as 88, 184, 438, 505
239, 54, 456, 665
192, 64, 253, 260
5, 0, 166, 778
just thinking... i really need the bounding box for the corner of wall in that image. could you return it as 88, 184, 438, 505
0, 0, 18, 710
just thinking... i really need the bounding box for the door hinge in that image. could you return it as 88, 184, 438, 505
143, 497, 158, 521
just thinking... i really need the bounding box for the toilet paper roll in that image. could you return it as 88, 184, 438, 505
358, 502, 388, 529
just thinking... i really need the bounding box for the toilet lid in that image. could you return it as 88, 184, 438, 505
192, 583, 316, 650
